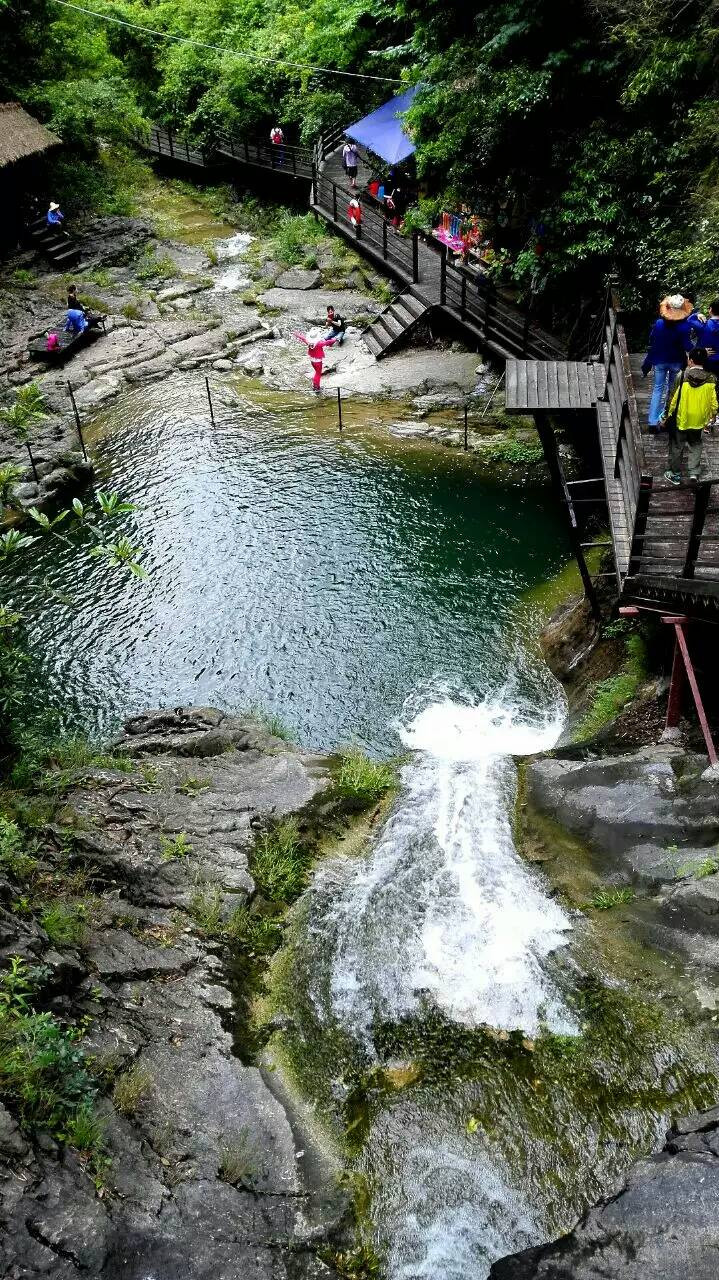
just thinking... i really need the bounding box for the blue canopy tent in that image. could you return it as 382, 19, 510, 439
345, 85, 421, 165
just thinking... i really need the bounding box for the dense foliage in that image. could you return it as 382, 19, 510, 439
1, 0, 718, 319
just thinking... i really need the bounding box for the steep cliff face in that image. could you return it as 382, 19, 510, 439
489, 1105, 719, 1280
0, 708, 342, 1280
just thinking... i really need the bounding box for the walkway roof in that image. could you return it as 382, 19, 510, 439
345, 85, 421, 165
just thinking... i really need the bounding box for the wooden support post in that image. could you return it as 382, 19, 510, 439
665, 618, 718, 766
412, 230, 419, 284
665, 633, 686, 730
682, 480, 711, 578
205, 377, 215, 426
66, 381, 87, 461
627, 475, 652, 575
332, 183, 338, 222
440, 244, 447, 306
337, 387, 343, 432
535, 411, 600, 619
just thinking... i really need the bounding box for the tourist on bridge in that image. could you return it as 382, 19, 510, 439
270, 125, 285, 164
293, 329, 336, 394
342, 140, 360, 189
662, 347, 717, 486
348, 197, 362, 229
700, 299, 719, 373
641, 294, 699, 432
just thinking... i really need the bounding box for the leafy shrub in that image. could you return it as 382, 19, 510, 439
0, 959, 96, 1134
266, 211, 324, 266
10, 269, 36, 287
0, 816, 37, 879
335, 748, 394, 805
135, 248, 178, 282
160, 832, 192, 861
41, 901, 88, 946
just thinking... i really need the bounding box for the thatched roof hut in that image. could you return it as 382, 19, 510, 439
0, 102, 59, 169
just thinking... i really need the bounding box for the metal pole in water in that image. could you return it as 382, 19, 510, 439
464, 404, 468, 451
337, 387, 343, 431
67, 381, 87, 460
205, 377, 215, 426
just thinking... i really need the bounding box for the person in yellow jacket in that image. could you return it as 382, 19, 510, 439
663, 347, 718, 486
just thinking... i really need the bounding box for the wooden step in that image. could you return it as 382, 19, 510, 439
363, 331, 383, 356
403, 292, 428, 319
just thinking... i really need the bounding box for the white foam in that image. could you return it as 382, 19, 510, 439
213, 231, 253, 291
323, 692, 574, 1040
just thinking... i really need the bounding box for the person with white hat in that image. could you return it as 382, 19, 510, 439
46, 201, 64, 228
641, 294, 699, 431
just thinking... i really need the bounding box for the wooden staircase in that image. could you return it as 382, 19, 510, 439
363, 289, 430, 359
27, 215, 81, 270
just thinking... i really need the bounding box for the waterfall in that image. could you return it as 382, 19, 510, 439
320, 692, 574, 1044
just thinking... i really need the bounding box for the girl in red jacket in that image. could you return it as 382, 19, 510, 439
293, 331, 336, 393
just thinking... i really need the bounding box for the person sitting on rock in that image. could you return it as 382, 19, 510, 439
67, 284, 88, 315
47, 201, 64, 228
324, 306, 346, 346
65, 307, 88, 335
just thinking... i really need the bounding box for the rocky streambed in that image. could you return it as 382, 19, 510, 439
0, 708, 351, 1279
0, 179, 561, 517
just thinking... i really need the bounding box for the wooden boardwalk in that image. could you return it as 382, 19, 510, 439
506, 314, 719, 614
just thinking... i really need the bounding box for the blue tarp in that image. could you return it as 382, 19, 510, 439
345, 85, 421, 165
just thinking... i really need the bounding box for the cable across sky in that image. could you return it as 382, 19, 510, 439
49, 0, 405, 83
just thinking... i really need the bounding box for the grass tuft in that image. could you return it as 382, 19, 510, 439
251, 818, 306, 902
335, 748, 394, 806
159, 832, 192, 861
577, 633, 648, 740
41, 900, 88, 946
218, 1128, 259, 1188
112, 1064, 153, 1116
586, 886, 635, 910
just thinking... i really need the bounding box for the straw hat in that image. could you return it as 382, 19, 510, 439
49, 202, 59, 211
659, 294, 693, 321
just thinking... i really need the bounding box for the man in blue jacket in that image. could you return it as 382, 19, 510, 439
641, 294, 700, 431
700, 299, 719, 374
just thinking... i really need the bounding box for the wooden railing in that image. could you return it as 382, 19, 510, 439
137, 126, 211, 167
600, 308, 647, 548
315, 172, 565, 360
215, 130, 314, 178
598, 306, 719, 595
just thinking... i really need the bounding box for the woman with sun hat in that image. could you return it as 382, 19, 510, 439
641, 294, 701, 432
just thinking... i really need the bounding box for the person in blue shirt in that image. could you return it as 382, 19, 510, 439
65, 308, 88, 335
47, 202, 64, 227
700, 299, 719, 374
641, 295, 700, 431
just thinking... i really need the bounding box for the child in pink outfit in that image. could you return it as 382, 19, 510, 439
293, 331, 336, 393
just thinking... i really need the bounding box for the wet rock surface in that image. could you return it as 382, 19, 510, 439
0, 707, 342, 1279
490, 1105, 719, 1280
527, 744, 719, 964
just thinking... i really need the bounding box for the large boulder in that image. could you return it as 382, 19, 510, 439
490, 1106, 719, 1280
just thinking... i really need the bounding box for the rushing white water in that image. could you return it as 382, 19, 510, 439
213, 231, 252, 291
322, 688, 575, 1043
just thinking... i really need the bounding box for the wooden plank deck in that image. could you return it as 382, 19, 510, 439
504, 359, 599, 411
